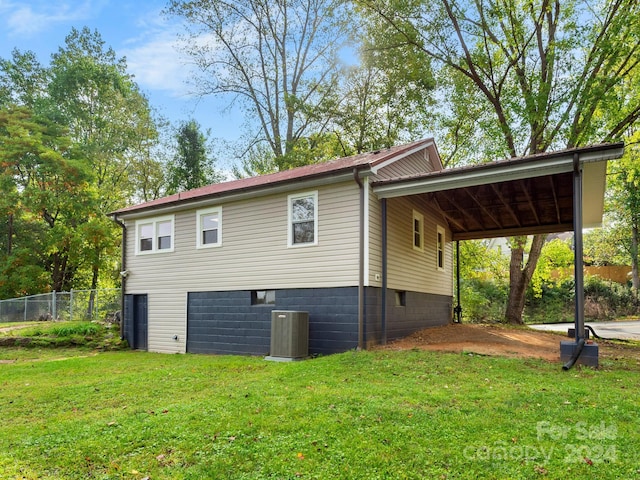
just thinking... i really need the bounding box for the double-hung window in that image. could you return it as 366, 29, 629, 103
135, 215, 175, 254
288, 191, 318, 247
196, 207, 222, 248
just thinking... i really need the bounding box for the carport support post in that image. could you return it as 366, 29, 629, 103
381, 198, 388, 345
573, 153, 585, 343
455, 241, 462, 323
562, 153, 599, 368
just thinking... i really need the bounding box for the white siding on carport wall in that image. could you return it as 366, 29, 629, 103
367, 193, 453, 297
123, 181, 361, 353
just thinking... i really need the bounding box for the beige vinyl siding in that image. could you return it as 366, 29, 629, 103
374, 150, 436, 180
123, 181, 361, 353
146, 291, 186, 353
367, 185, 383, 287
383, 196, 453, 296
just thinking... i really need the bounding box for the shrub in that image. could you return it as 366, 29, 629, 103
524, 279, 574, 324
523, 275, 639, 322
460, 278, 508, 323
48, 322, 102, 337
583, 276, 638, 319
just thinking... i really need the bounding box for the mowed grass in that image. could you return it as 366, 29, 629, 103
1, 344, 639, 479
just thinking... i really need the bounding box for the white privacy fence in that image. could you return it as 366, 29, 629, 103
0, 289, 121, 323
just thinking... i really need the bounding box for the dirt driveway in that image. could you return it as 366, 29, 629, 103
377, 323, 640, 363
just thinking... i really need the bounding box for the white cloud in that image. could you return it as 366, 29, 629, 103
121, 9, 223, 99
2, 0, 98, 37
122, 30, 193, 97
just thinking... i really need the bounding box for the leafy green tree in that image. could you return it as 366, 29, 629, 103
530, 238, 574, 299
606, 138, 640, 295
166, 120, 223, 193
328, 58, 433, 156
231, 143, 279, 179
456, 240, 510, 322
0, 106, 92, 294
584, 222, 631, 268
0, 28, 162, 299
49, 28, 159, 210
0, 49, 48, 108
46, 27, 162, 300
359, 0, 640, 323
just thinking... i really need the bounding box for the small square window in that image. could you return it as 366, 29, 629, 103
252, 290, 275, 305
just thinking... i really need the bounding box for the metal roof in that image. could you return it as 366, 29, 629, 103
112, 138, 437, 217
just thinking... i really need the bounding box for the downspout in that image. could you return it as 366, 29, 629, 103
564, 153, 585, 370
353, 168, 365, 350
454, 240, 462, 323
112, 215, 127, 340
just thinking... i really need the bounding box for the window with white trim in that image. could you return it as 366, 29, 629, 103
196, 207, 222, 248
135, 215, 175, 254
412, 210, 424, 251
288, 191, 318, 246
437, 225, 446, 271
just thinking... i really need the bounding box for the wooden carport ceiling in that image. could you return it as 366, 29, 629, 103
425, 172, 573, 240
371, 143, 625, 241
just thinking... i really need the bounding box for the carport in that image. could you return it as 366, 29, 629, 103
371, 142, 625, 367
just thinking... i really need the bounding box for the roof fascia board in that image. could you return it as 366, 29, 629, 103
116, 171, 357, 219
370, 141, 435, 174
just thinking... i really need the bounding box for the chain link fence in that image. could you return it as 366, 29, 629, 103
0, 289, 121, 323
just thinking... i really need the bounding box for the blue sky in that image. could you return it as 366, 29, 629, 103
0, 0, 243, 149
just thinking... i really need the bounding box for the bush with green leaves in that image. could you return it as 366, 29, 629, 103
583, 276, 637, 319
524, 279, 574, 324
460, 277, 508, 323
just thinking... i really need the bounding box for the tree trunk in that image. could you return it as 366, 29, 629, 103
632, 222, 639, 301
505, 234, 547, 324
86, 261, 100, 319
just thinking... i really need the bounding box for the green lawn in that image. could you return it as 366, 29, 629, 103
1, 341, 639, 479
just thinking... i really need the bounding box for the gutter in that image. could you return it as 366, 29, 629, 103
111, 214, 127, 340
353, 168, 365, 350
